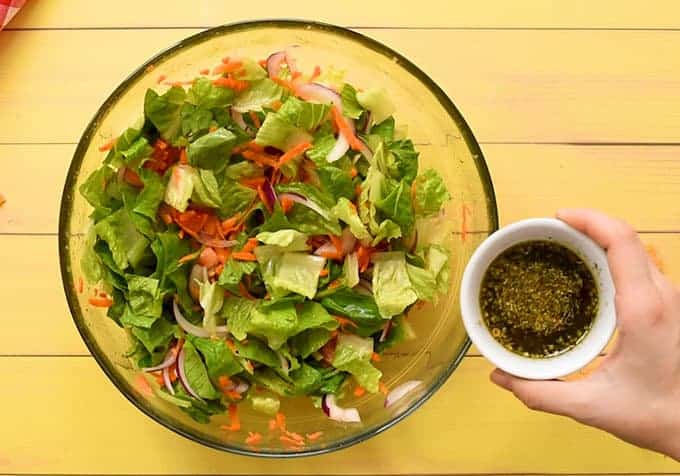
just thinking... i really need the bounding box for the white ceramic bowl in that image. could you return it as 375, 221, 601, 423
460, 218, 616, 380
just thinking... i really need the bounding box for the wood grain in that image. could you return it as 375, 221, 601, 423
1, 30, 680, 144
0, 356, 677, 475
9, 0, 680, 29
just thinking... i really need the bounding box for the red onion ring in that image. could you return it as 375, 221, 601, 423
284, 46, 299, 75
262, 179, 277, 209
322, 394, 361, 423
234, 380, 250, 394
173, 299, 228, 338
314, 241, 338, 257
295, 83, 342, 108
162, 366, 175, 395
142, 347, 178, 373
266, 51, 286, 78
379, 320, 392, 343
278, 192, 331, 220
384, 380, 422, 409
341, 228, 357, 255
357, 138, 373, 161
327, 133, 349, 163
230, 109, 249, 130
277, 351, 290, 373
177, 346, 203, 401
195, 233, 238, 249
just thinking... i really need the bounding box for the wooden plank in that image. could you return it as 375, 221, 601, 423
0, 356, 677, 474
3, 144, 680, 235
1, 231, 679, 357
9, 0, 680, 29
1, 30, 680, 144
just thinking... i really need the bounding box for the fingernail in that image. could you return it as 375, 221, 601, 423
490, 368, 511, 388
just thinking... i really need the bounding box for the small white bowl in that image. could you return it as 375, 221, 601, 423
460, 218, 616, 380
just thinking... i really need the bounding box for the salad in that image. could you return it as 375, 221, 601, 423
79, 49, 452, 437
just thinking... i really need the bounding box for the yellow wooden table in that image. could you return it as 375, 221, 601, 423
2, 1, 680, 474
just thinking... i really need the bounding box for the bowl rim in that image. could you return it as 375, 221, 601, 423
460, 218, 616, 380
58, 18, 499, 457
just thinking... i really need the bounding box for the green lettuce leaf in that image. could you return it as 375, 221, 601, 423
356, 87, 395, 124
295, 301, 338, 333
375, 179, 415, 230
219, 180, 257, 218
181, 341, 221, 399
332, 334, 382, 393
252, 368, 293, 397
120, 306, 157, 329
120, 137, 153, 165
94, 208, 150, 270
343, 252, 360, 288
151, 231, 191, 289
405, 263, 436, 301
144, 87, 186, 144
191, 168, 222, 208
235, 338, 279, 368
290, 363, 324, 395
372, 219, 402, 246
221, 296, 258, 341
320, 288, 385, 337
375, 314, 416, 353
80, 165, 118, 217
224, 161, 261, 180
249, 395, 281, 415
174, 385, 225, 423
372, 251, 418, 318
233, 78, 284, 113
198, 280, 224, 334
133, 168, 165, 219
318, 166, 355, 201
340, 83, 363, 119
277, 96, 331, 130
130, 318, 177, 363
127, 275, 162, 317
256, 229, 309, 249
414, 169, 451, 217
217, 259, 257, 294
370, 117, 395, 143
187, 77, 235, 109
187, 128, 239, 170
271, 253, 326, 299
389, 139, 419, 184
331, 198, 371, 240
255, 113, 313, 152
188, 335, 242, 381
239, 58, 268, 81
289, 328, 333, 358
306, 132, 336, 166
424, 245, 451, 294
249, 300, 298, 350
358, 164, 386, 235
181, 104, 213, 138
81, 226, 104, 283
163, 165, 195, 212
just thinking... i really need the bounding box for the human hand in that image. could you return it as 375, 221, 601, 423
490, 208, 680, 459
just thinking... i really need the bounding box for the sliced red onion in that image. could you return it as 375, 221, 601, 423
230, 109, 248, 130
379, 320, 392, 343
278, 192, 331, 220
341, 228, 357, 255
234, 379, 250, 394
173, 299, 228, 338
296, 83, 342, 108
277, 351, 290, 373
262, 179, 277, 209
162, 366, 175, 395
326, 133, 349, 163
188, 264, 206, 302
195, 233, 238, 249
142, 347, 177, 372
314, 241, 338, 257
284, 46, 299, 75
177, 346, 203, 401
384, 380, 423, 409
363, 111, 372, 133
266, 51, 286, 78
322, 394, 361, 423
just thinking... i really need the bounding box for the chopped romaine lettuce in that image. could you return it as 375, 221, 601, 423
332, 198, 371, 240
163, 165, 195, 212
144, 86, 186, 145
191, 168, 222, 208
372, 251, 418, 318
181, 341, 221, 399
340, 83, 363, 119
187, 77, 235, 109
272, 253, 326, 299
277, 96, 331, 130
356, 87, 395, 125
414, 169, 450, 217
187, 127, 239, 170
255, 113, 312, 151
332, 334, 382, 393
233, 78, 284, 113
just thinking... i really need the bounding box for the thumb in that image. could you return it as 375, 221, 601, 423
490, 369, 589, 418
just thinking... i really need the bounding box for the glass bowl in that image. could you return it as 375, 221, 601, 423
59, 20, 498, 457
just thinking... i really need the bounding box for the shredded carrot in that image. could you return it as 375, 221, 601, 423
242, 238, 260, 253
319, 268, 329, 277
99, 292, 108, 298
306, 431, 323, 441
277, 142, 312, 168
212, 60, 243, 75
240, 176, 267, 188
219, 403, 241, 432
225, 390, 242, 400
215, 247, 231, 264
268, 419, 278, 432
145, 64, 156, 73
318, 249, 343, 260
271, 76, 297, 92
199, 68, 210, 75
98, 138, 117, 152
89, 297, 113, 308
271, 99, 283, 111
241, 149, 279, 168
357, 245, 372, 272
218, 375, 232, 389
232, 251, 257, 261
335, 315, 357, 330
225, 339, 237, 352
280, 435, 305, 447
353, 386, 366, 397
355, 184, 362, 196
77, 277, 84, 294
239, 281, 255, 301
310, 65, 322, 81
249, 111, 262, 129
179, 148, 188, 164
275, 411, 286, 431
245, 432, 263, 445
123, 168, 143, 187
371, 352, 381, 363
379, 382, 389, 396
156, 74, 167, 84
461, 203, 471, 242
213, 77, 249, 91
178, 229, 185, 239
350, 166, 358, 178
280, 196, 295, 214
178, 250, 200, 264
329, 235, 344, 254
259, 59, 268, 68
135, 374, 153, 397
221, 213, 242, 233
330, 106, 363, 150
285, 431, 305, 443
0, 193, 5, 207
